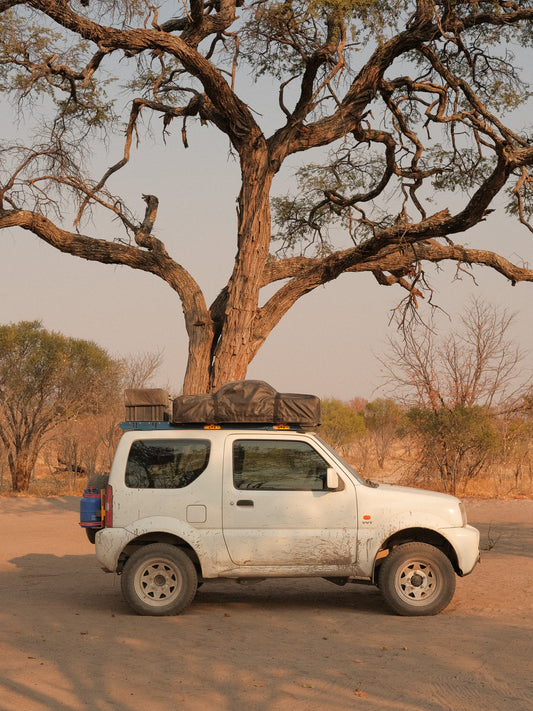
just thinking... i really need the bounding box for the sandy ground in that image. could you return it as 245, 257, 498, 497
0, 496, 532, 711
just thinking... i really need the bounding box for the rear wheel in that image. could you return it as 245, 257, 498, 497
84, 527, 98, 544
378, 542, 456, 616
121, 543, 198, 616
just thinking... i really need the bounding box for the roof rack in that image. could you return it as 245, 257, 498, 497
119, 421, 305, 432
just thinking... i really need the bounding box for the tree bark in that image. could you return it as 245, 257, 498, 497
9, 448, 38, 493
209, 144, 275, 390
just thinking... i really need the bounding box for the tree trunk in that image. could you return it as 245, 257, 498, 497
182, 310, 215, 395
9, 448, 38, 493
186, 146, 275, 393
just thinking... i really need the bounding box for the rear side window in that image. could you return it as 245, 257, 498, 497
125, 439, 210, 489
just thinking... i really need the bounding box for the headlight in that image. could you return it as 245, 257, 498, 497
458, 501, 467, 526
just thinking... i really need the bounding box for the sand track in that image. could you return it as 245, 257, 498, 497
0, 496, 532, 711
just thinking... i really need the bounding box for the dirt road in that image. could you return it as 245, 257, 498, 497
0, 497, 532, 711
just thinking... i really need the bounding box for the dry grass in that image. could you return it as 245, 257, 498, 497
1, 439, 532, 499
0, 468, 87, 498
343, 441, 533, 499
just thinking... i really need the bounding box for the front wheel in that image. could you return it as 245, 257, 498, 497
378, 542, 456, 616
121, 543, 198, 616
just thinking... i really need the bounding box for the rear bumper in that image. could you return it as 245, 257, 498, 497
94, 527, 131, 572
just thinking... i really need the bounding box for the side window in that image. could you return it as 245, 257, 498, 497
125, 439, 210, 489
233, 440, 329, 491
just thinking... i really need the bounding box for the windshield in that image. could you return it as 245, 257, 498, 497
314, 436, 367, 485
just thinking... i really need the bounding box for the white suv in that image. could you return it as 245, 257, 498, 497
90, 425, 479, 617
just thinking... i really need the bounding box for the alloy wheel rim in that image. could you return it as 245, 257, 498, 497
134, 559, 183, 606
394, 559, 438, 605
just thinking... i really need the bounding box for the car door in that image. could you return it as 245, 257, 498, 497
222, 435, 358, 569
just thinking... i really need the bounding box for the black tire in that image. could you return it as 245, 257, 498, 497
121, 543, 198, 616
85, 527, 98, 544
87, 474, 109, 490
378, 542, 456, 616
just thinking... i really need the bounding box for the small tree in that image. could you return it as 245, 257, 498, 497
321, 398, 366, 448
382, 299, 527, 411
321, 398, 367, 469
381, 299, 529, 492
0, 321, 120, 492
406, 405, 499, 494
363, 398, 404, 469
51, 349, 163, 487
120, 351, 165, 390
490, 411, 533, 494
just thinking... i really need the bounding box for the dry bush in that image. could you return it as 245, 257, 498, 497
342, 437, 533, 497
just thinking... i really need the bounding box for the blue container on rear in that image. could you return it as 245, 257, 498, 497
80, 487, 102, 528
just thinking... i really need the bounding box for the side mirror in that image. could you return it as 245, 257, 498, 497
326, 467, 339, 490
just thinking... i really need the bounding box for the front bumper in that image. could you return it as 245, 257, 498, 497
441, 524, 480, 576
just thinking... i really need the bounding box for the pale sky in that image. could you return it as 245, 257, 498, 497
1, 45, 533, 401
2, 151, 532, 401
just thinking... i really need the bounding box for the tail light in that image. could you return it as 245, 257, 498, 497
104, 484, 113, 528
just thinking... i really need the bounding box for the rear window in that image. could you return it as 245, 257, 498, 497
125, 439, 210, 489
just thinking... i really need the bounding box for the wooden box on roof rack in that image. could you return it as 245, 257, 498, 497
124, 389, 170, 422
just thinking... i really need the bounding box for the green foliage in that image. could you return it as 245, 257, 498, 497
0, 9, 117, 145
363, 398, 403, 467
321, 398, 366, 448
0, 320, 119, 411
241, 0, 405, 76
0, 12, 62, 94
0, 321, 121, 492
408, 405, 498, 451
272, 145, 395, 253
69, 1, 151, 26
406, 405, 500, 493
364, 398, 403, 433
429, 149, 496, 194
505, 178, 533, 224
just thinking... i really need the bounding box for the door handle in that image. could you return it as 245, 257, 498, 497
236, 499, 254, 507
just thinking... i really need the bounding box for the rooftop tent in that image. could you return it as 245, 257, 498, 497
172, 380, 321, 427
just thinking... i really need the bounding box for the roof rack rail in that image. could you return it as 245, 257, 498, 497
119, 421, 306, 432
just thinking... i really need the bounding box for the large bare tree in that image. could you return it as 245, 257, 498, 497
1, 1, 533, 394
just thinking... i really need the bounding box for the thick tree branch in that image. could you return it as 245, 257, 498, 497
269, 2, 439, 161
255, 238, 533, 352
0, 207, 209, 319
26, 0, 259, 149
74, 93, 206, 224
270, 2, 533, 163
